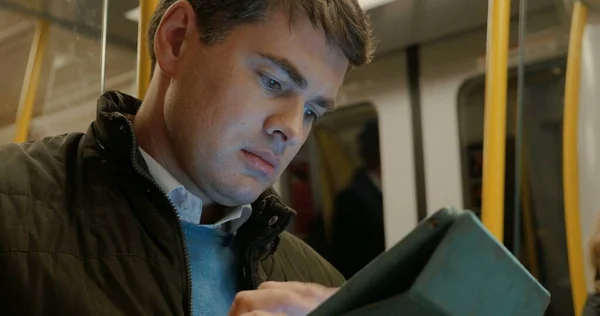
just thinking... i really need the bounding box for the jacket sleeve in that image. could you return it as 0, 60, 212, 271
260, 231, 345, 288
583, 293, 600, 316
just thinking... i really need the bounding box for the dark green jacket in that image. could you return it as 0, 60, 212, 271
0, 91, 344, 315
584, 293, 600, 316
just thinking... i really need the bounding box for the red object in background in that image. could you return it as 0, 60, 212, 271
288, 162, 315, 236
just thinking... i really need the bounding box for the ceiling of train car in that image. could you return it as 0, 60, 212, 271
0, 0, 138, 50
0, 0, 565, 128
370, 0, 562, 55
1, 0, 564, 56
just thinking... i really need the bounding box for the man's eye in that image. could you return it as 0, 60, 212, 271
304, 107, 318, 122
260, 73, 282, 92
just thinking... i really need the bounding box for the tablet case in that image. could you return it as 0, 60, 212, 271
310, 207, 550, 316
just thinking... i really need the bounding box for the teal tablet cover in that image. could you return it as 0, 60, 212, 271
310, 207, 550, 316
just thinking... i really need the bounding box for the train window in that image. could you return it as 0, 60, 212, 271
280, 102, 384, 279
0, 9, 36, 143
0, 0, 137, 144
457, 58, 572, 316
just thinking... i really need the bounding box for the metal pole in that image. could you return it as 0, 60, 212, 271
563, 2, 588, 314
13, 19, 49, 143
100, 0, 109, 94
137, 0, 158, 99
513, 0, 527, 260
481, 0, 512, 241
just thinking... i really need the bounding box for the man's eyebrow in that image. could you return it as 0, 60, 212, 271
257, 53, 307, 89
256, 53, 335, 113
314, 98, 336, 113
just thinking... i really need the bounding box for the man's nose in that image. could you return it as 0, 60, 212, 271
263, 98, 305, 147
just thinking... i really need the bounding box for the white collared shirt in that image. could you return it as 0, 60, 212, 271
139, 148, 252, 233
366, 170, 382, 192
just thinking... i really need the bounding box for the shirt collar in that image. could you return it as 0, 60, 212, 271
139, 148, 183, 195
138, 147, 251, 232
366, 170, 382, 192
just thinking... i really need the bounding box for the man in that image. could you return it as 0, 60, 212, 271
330, 120, 385, 279
0, 0, 374, 315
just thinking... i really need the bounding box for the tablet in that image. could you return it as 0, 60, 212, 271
310, 207, 550, 316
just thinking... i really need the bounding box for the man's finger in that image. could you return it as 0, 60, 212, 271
258, 281, 338, 300
229, 288, 315, 316
240, 312, 286, 316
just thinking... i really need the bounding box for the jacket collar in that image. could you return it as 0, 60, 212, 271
87, 91, 295, 253
90, 91, 142, 159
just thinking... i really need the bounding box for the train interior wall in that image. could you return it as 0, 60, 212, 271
579, 9, 600, 293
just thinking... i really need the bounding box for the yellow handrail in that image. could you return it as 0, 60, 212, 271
137, 0, 158, 99
563, 2, 588, 315
13, 20, 49, 143
481, 0, 511, 241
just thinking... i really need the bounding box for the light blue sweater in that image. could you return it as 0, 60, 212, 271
180, 221, 239, 316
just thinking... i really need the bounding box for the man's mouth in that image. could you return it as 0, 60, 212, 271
241, 149, 280, 176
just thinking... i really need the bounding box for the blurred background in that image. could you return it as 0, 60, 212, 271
2, 0, 600, 315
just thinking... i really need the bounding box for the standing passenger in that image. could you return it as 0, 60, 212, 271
0, 0, 375, 315
330, 120, 385, 279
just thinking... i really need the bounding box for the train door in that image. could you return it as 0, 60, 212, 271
457, 59, 572, 315
420, 6, 572, 315
281, 103, 381, 278
419, 5, 567, 215
278, 50, 415, 277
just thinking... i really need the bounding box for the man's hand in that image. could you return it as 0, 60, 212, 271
228, 281, 338, 316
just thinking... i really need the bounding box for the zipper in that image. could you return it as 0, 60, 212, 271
248, 244, 262, 289
240, 205, 266, 290
242, 197, 287, 290
123, 120, 193, 316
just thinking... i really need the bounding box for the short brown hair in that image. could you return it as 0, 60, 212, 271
148, 0, 375, 70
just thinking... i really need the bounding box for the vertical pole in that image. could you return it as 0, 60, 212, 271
100, 0, 109, 94
137, 0, 158, 99
520, 146, 540, 279
13, 20, 49, 143
481, 0, 511, 241
406, 45, 428, 222
513, 0, 527, 260
563, 2, 588, 315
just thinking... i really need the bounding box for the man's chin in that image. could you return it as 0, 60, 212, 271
217, 179, 269, 206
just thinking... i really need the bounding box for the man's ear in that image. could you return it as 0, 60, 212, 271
153, 1, 197, 76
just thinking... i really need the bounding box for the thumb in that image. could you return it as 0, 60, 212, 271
240, 312, 286, 316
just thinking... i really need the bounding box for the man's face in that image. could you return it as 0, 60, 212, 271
160, 7, 349, 206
